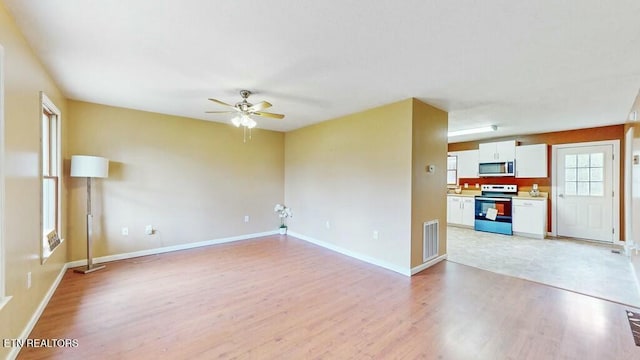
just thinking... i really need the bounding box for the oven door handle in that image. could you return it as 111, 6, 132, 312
475, 197, 512, 202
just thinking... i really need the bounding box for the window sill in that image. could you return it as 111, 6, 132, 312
0, 295, 12, 312
41, 238, 64, 264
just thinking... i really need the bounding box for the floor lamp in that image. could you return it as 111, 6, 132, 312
71, 155, 109, 274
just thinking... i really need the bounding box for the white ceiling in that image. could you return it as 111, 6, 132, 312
5, 0, 640, 142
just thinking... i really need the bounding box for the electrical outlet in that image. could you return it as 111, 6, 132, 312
373, 230, 379, 240
27, 272, 32, 289
325, 220, 331, 229
244, 215, 249, 223
122, 227, 129, 236
145, 225, 154, 235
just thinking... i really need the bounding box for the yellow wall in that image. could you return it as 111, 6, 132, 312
410, 99, 448, 267
66, 101, 284, 260
284, 99, 448, 272
0, 2, 68, 358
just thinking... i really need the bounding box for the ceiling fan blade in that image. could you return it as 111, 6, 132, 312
254, 111, 285, 119
208, 98, 234, 108
248, 101, 272, 112
205, 110, 236, 114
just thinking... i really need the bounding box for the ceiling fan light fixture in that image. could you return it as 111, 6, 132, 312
208, 90, 285, 141
448, 125, 497, 137
231, 113, 257, 129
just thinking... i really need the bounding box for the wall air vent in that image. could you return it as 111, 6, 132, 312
423, 220, 439, 262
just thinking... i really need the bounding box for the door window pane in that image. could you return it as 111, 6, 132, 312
590, 167, 603, 181
577, 168, 590, 181
577, 154, 590, 167
564, 152, 605, 197
590, 181, 604, 196
577, 182, 590, 196
590, 153, 604, 167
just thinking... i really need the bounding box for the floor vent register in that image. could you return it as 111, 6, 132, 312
626, 310, 640, 346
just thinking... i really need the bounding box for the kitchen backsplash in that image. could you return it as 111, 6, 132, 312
457, 177, 551, 194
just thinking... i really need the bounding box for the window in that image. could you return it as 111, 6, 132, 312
0, 44, 7, 306
564, 152, 604, 196
41, 93, 62, 262
447, 155, 458, 185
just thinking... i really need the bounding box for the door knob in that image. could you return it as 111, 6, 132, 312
559, 194, 564, 198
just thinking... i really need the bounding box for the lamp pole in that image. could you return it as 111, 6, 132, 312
70, 155, 109, 274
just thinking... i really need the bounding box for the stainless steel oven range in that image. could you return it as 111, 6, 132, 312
474, 184, 517, 235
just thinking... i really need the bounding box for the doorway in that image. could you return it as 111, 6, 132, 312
552, 140, 620, 243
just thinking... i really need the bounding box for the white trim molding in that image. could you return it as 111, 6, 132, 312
10, 230, 277, 359
66, 230, 278, 269
289, 231, 419, 276
8, 230, 447, 359
411, 254, 447, 275
8, 263, 67, 360
0, 44, 6, 304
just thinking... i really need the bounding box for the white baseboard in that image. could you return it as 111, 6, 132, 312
8, 263, 69, 360
411, 254, 447, 275
12, 229, 443, 359
12, 230, 277, 359
288, 231, 412, 276
67, 230, 278, 269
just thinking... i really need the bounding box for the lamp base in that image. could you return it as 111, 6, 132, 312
74, 264, 106, 274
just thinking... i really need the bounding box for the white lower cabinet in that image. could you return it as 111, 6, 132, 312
447, 196, 462, 224
512, 198, 547, 239
461, 197, 475, 226
447, 196, 475, 227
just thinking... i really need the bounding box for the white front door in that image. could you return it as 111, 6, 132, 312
556, 144, 614, 242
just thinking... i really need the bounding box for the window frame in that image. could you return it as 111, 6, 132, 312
0, 44, 8, 307
40, 92, 62, 263
447, 155, 458, 186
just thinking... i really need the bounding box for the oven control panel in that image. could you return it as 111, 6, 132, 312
480, 184, 517, 193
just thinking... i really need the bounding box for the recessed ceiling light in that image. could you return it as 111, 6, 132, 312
448, 125, 497, 137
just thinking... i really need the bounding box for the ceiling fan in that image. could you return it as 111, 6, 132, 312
206, 90, 285, 129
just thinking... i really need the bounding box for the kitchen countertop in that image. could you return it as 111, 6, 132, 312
447, 191, 548, 199
446, 191, 480, 197
513, 191, 548, 200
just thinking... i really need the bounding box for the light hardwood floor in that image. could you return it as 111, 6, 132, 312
17, 235, 640, 359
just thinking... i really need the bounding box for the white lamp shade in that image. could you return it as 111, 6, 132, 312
70, 155, 109, 178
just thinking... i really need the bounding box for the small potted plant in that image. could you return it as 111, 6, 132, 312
274, 203, 292, 235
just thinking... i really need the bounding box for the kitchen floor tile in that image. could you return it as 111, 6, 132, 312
446, 226, 640, 307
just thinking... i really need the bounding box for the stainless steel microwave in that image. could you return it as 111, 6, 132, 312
478, 161, 515, 177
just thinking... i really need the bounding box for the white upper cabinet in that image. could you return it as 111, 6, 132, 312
478, 140, 516, 162
449, 149, 479, 179
458, 150, 479, 178
515, 144, 547, 178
